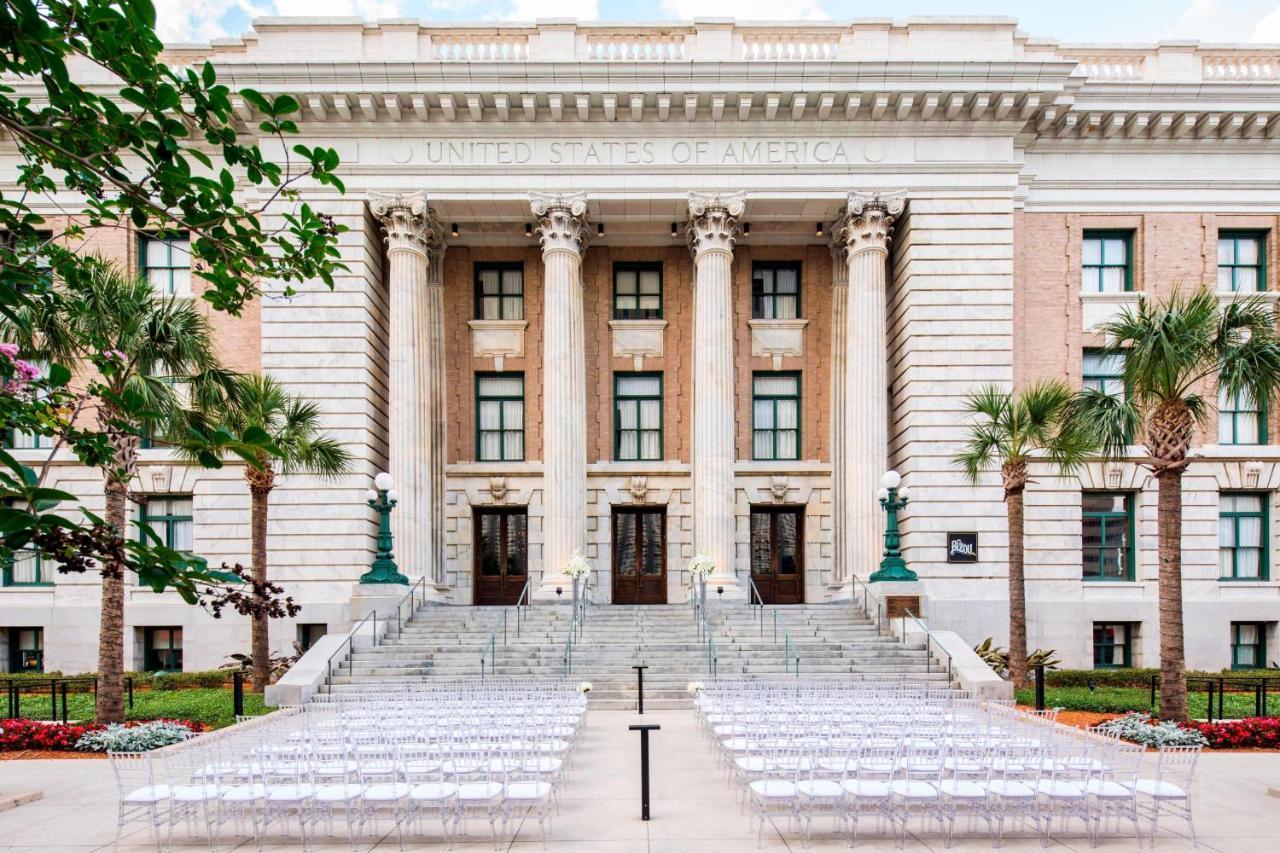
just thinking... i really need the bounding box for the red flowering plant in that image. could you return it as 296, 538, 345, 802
0, 717, 207, 751
1184, 717, 1280, 749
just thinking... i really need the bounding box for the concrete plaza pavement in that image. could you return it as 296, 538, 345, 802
0, 708, 1277, 852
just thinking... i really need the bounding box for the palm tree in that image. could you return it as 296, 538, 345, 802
1071, 290, 1280, 722
7, 258, 226, 723
195, 373, 351, 693
954, 380, 1097, 690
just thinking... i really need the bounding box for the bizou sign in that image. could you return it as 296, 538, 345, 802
947, 532, 978, 563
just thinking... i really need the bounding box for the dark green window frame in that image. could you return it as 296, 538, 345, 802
2, 549, 52, 587
143, 626, 183, 672
752, 372, 802, 461
1082, 492, 1136, 581
8, 627, 43, 673
1219, 387, 1266, 446
1218, 231, 1267, 294
1220, 493, 1269, 581
751, 261, 802, 320
139, 233, 191, 296
474, 262, 525, 321
138, 496, 194, 551
612, 262, 663, 320
475, 372, 525, 462
1093, 622, 1134, 669
1230, 622, 1267, 670
1082, 230, 1133, 293
613, 372, 663, 461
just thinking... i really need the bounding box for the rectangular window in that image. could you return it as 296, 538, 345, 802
1082, 492, 1135, 581
2, 229, 54, 292
1219, 386, 1264, 445
752, 372, 801, 461
1231, 622, 1266, 670
614, 373, 663, 461
296, 623, 327, 651
140, 234, 192, 297
475, 373, 524, 462
1220, 493, 1268, 580
8, 628, 43, 673
3, 549, 51, 586
752, 262, 801, 320
1218, 232, 1266, 293
144, 627, 183, 672
1081, 231, 1132, 293
1083, 350, 1126, 399
138, 496, 194, 551
1093, 623, 1133, 669
474, 263, 524, 320
4, 359, 53, 449
613, 262, 663, 320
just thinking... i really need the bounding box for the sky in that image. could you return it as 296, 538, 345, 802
153, 0, 1280, 45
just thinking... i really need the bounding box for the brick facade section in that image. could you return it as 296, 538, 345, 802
1015, 212, 1280, 443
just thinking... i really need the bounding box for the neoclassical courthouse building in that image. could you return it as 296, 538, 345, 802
3, 17, 1279, 675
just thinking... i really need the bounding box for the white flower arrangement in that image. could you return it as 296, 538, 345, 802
688, 553, 716, 579
564, 550, 592, 580
578, 681, 593, 694
686, 681, 705, 695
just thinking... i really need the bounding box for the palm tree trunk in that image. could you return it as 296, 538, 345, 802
1157, 469, 1189, 722
250, 485, 271, 693
1006, 488, 1029, 690
95, 481, 128, 724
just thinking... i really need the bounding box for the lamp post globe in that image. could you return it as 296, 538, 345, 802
374, 471, 394, 492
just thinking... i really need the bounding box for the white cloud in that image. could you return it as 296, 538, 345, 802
154, 0, 402, 43
506, 0, 599, 20
1254, 3, 1280, 41
658, 0, 828, 21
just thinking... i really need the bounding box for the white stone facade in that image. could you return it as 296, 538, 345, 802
3, 18, 1280, 673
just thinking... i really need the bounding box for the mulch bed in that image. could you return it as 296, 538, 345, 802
0, 750, 105, 760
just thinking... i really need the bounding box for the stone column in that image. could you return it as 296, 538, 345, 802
531, 191, 590, 592
370, 192, 445, 589
828, 233, 850, 590
839, 191, 905, 579
687, 191, 745, 588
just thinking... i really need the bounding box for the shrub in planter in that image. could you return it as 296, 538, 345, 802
1187, 717, 1280, 749
75, 720, 198, 752
1095, 712, 1208, 748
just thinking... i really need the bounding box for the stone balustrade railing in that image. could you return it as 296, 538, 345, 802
1059, 46, 1280, 83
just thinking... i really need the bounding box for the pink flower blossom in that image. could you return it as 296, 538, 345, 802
0, 343, 18, 359
101, 349, 126, 363
14, 360, 40, 381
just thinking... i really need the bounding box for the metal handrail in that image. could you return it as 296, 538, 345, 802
746, 575, 800, 676
850, 574, 888, 634
513, 576, 534, 637
902, 609, 954, 682
326, 610, 378, 683
480, 608, 509, 677
561, 577, 589, 676
393, 576, 428, 634
691, 583, 718, 678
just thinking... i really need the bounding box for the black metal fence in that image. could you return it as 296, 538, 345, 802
1, 676, 133, 724
1030, 667, 1277, 721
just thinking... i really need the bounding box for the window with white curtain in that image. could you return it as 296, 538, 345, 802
613, 263, 663, 320
1219, 386, 1263, 445
1231, 622, 1266, 670
614, 373, 662, 461
140, 234, 192, 297
1081, 232, 1131, 293
1220, 493, 1268, 580
752, 262, 801, 319
474, 263, 524, 320
752, 373, 800, 460
138, 496, 194, 552
476, 373, 524, 461
1218, 232, 1265, 293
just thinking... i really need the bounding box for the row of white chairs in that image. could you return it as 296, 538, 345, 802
109, 682, 587, 852
695, 681, 1200, 849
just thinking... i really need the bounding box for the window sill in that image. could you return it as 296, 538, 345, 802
0, 584, 55, 592
1082, 579, 1140, 586
1217, 580, 1277, 587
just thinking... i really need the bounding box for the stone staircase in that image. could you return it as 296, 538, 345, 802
323, 599, 950, 710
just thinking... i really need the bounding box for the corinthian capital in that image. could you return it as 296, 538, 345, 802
370, 191, 441, 256
686, 191, 746, 259
840, 190, 906, 256
530, 191, 590, 256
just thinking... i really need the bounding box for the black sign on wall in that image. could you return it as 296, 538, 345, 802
947, 532, 978, 563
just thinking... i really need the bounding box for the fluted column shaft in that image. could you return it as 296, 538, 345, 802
688, 192, 745, 585
370, 192, 443, 585
828, 240, 850, 585
841, 193, 904, 578
531, 192, 590, 588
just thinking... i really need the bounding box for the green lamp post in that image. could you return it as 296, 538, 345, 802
360, 471, 409, 585
870, 469, 918, 583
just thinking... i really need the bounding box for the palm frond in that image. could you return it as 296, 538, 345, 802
1069, 387, 1140, 459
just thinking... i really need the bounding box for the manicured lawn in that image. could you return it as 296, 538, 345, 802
1015, 686, 1280, 719
6, 688, 270, 729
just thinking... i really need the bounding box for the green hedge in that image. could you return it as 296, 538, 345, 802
1043, 668, 1279, 689
1, 669, 233, 690
1015, 686, 1280, 718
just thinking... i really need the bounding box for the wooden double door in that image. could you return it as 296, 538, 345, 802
750, 506, 805, 604
612, 507, 667, 605
473, 508, 528, 606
